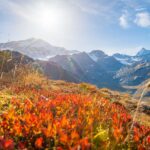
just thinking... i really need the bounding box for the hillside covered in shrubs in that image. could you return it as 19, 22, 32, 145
0, 68, 149, 150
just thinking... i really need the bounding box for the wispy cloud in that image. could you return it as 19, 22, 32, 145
134, 12, 150, 27
70, 0, 121, 21
0, 0, 33, 20
135, 7, 147, 12
119, 11, 130, 28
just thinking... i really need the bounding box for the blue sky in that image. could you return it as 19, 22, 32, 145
0, 0, 150, 55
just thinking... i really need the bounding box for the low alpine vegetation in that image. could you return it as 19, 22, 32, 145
0, 83, 149, 149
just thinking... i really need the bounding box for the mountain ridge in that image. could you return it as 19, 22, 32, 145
1, 38, 150, 93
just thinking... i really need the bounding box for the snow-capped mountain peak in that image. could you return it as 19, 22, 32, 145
113, 53, 141, 65
136, 48, 150, 56
88, 50, 107, 62
0, 38, 77, 60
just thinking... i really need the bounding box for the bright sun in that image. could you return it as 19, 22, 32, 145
31, 3, 68, 31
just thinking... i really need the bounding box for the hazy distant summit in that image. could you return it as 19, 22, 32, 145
0, 38, 78, 60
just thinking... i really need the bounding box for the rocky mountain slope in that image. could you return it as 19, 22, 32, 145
89, 50, 123, 73
50, 52, 123, 90
0, 50, 33, 71
116, 62, 150, 87
36, 60, 79, 83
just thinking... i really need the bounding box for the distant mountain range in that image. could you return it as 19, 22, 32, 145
0, 38, 150, 93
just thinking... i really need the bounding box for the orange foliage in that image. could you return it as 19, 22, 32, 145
0, 85, 149, 149
35, 137, 43, 148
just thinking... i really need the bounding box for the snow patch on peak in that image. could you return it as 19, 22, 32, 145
136, 48, 150, 56
89, 54, 99, 62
